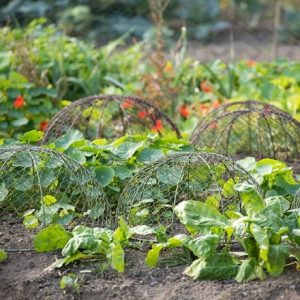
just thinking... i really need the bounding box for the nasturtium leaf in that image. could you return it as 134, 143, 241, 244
184, 252, 238, 280
43, 195, 57, 206
0, 183, 9, 202
0, 249, 7, 262
34, 224, 72, 252
235, 258, 266, 282
95, 166, 115, 186
145, 244, 164, 268
23, 214, 39, 229
113, 166, 133, 180
12, 117, 29, 127
40, 169, 56, 187
266, 244, 290, 276
183, 234, 220, 258
157, 166, 183, 185
14, 176, 33, 191
174, 200, 228, 233
55, 130, 83, 150
110, 242, 125, 272
19, 130, 44, 143
112, 141, 144, 159
137, 147, 163, 163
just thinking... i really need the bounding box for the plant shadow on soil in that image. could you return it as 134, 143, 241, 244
0, 217, 300, 300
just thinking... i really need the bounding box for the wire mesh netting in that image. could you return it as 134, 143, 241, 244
291, 189, 300, 209
0, 145, 111, 227
117, 151, 261, 232
191, 100, 300, 163
42, 95, 181, 143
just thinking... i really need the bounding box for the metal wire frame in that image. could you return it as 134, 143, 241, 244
191, 102, 300, 163
290, 189, 300, 209
42, 95, 182, 143
117, 151, 262, 232
0, 145, 111, 227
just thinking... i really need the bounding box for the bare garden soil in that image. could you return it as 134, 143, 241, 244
1, 217, 300, 300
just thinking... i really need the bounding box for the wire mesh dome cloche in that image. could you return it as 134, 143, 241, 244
0, 145, 111, 227
117, 152, 261, 232
191, 100, 300, 163
291, 189, 300, 210
42, 95, 181, 143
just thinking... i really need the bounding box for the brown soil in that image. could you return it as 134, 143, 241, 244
1, 217, 300, 300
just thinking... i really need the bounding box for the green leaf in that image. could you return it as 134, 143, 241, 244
157, 166, 183, 185
55, 130, 83, 150
110, 242, 125, 272
0, 183, 9, 202
12, 117, 29, 127
43, 195, 57, 206
112, 141, 144, 159
235, 258, 265, 282
183, 234, 220, 258
236, 157, 256, 171
174, 200, 228, 233
19, 130, 44, 143
266, 244, 290, 276
95, 166, 115, 186
23, 214, 39, 229
60, 273, 79, 293
130, 225, 155, 236
34, 224, 72, 252
0, 249, 7, 262
184, 252, 238, 280
113, 166, 132, 180
249, 224, 269, 261
234, 183, 265, 216
137, 148, 163, 163
145, 244, 164, 268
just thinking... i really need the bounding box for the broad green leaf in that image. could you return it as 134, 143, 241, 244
112, 141, 144, 159
43, 195, 57, 206
183, 234, 220, 258
234, 183, 265, 216
0, 249, 7, 262
110, 242, 125, 272
0, 183, 8, 202
34, 224, 72, 252
174, 200, 228, 233
145, 244, 164, 268
113, 217, 131, 243
12, 117, 29, 127
157, 166, 183, 185
266, 244, 289, 276
250, 223, 269, 261
235, 258, 265, 282
95, 166, 115, 186
19, 130, 44, 143
137, 148, 163, 163
55, 130, 83, 150
236, 157, 256, 171
130, 225, 155, 236
60, 273, 79, 293
184, 252, 238, 280
113, 166, 132, 180
23, 214, 39, 229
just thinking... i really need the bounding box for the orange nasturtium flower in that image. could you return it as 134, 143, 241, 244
121, 99, 134, 109
199, 104, 209, 115
138, 111, 148, 119
179, 104, 190, 118
200, 80, 213, 93
151, 119, 163, 132
13, 95, 25, 109
246, 60, 256, 67
212, 100, 221, 109
39, 121, 49, 132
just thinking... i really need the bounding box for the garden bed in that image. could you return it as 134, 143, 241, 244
1, 218, 300, 300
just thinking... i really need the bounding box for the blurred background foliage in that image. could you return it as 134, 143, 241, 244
0, 0, 300, 42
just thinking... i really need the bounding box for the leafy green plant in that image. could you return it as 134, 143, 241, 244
146, 187, 300, 282
60, 273, 80, 294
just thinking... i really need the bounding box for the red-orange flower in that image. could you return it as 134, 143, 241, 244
246, 60, 256, 67
212, 100, 221, 109
13, 95, 25, 109
138, 111, 148, 119
39, 121, 48, 132
179, 105, 190, 118
200, 104, 209, 115
151, 119, 163, 132
121, 99, 134, 109
200, 81, 213, 93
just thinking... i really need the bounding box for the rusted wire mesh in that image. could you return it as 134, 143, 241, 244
0, 145, 111, 227
42, 95, 181, 143
117, 151, 261, 232
191, 100, 300, 163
